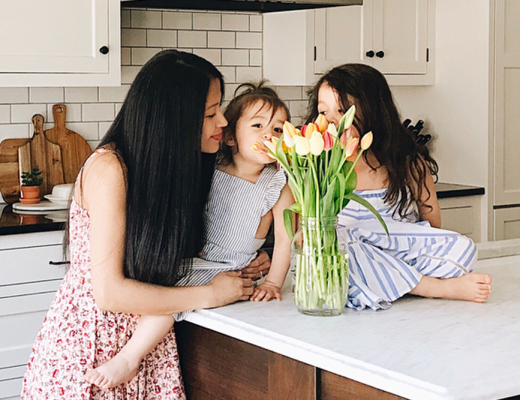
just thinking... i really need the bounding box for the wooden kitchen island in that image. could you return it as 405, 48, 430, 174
176, 254, 520, 400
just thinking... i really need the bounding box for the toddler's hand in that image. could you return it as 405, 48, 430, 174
250, 281, 282, 302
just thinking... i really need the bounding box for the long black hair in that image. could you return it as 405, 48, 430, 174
92, 50, 224, 286
306, 63, 438, 218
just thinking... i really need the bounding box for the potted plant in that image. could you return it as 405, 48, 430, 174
20, 166, 43, 204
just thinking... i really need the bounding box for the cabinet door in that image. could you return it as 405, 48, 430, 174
314, 3, 373, 74
0, 0, 109, 73
494, 207, 520, 240
372, 0, 428, 74
494, 0, 520, 206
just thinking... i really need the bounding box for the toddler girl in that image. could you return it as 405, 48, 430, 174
306, 63, 492, 311
86, 82, 294, 389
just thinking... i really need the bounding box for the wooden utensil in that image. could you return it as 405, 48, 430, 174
17, 115, 65, 197
44, 104, 92, 183
0, 137, 30, 203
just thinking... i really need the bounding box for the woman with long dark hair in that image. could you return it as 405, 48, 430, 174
306, 63, 491, 311
21, 50, 255, 399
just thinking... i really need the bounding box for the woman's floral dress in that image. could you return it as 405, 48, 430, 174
21, 149, 186, 399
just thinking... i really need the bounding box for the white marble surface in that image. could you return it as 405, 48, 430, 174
186, 255, 520, 400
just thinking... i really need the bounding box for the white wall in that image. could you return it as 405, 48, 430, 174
391, 0, 491, 239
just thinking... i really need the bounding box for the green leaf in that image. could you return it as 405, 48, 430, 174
342, 161, 357, 192
283, 208, 295, 240
345, 193, 390, 236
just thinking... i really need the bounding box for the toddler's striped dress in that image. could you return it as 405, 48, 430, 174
338, 188, 477, 310
174, 164, 286, 321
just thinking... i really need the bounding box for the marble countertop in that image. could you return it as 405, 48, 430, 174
185, 255, 520, 400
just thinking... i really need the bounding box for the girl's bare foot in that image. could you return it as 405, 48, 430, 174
85, 348, 140, 390
411, 273, 492, 303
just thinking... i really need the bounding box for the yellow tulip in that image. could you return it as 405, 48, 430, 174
361, 131, 373, 150
315, 114, 328, 133
309, 131, 324, 155
342, 105, 356, 130
252, 142, 269, 155
283, 121, 297, 148
294, 135, 311, 156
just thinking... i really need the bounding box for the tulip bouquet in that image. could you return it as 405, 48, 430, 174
253, 106, 387, 315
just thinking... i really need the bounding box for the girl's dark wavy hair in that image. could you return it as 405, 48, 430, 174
65, 50, 224, 287
305, 63, 438, 218
220, 80, 290, 165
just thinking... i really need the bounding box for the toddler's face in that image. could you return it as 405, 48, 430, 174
201, 79, 227, 154
231, 101, 286, 165
318, 83, 360, 139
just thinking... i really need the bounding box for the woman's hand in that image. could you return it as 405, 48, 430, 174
241, 251, 271, 280
250, 281, 282, 302
207, 271, 254, 307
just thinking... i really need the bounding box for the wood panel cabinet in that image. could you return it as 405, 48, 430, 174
0, 0, 120, 87
264, 0, 434, 86
0, 231, 66, 400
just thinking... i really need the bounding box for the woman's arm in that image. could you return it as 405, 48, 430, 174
251, 184, 294, 302
418, 173, 441, 228
80, 152, 252, 315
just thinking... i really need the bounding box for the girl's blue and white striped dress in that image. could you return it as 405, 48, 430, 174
338, 188, 477, 311
174, 164, 286, 321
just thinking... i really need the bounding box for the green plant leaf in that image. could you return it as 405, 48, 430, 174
345, 193, 390, 236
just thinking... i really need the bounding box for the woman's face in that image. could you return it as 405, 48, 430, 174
201, 79, 227, 153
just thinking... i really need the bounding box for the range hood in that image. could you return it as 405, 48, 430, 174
122, 0, 362, 13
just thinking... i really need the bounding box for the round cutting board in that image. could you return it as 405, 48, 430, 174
12, 200, 69, 212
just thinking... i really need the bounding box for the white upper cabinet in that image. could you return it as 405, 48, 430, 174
0, 0, 120, 87
264, 0, 434, 86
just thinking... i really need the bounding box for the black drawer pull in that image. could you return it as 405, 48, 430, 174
49, 261, 70, 265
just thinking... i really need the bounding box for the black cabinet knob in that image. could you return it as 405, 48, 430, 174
376, 50, 385, 58
99, 46, 109, 55
366, 50, 375, 58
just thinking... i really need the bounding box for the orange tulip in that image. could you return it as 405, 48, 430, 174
283, 121, 297, 148
361, 131, 373, 150
252, 141, 269, 155
345, 137, 359, 158
315, 114, 328, 133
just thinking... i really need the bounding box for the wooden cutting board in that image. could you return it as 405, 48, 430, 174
0, 137, 30, 203
44, 104, 92, 183
18, 114, 65, 197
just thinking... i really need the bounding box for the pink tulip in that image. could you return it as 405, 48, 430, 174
345, 137, 359, 158
251, 141, 269, 155
323, 131, 334, 151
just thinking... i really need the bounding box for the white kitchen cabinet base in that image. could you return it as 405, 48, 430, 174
439, 195, 482, 242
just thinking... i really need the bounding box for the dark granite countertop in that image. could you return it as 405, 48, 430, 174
0, 182, 485, 236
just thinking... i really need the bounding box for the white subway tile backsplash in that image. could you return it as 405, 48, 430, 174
208, 31, 235, 49
46, 103, 82, 123
249, 50, 262, 67
224, 83, 240, 101
131, 10, 162, 29
193, 13, 221, 31
0, 88, 29, 104
236, 32, 262, 49
99, 122, 113, 138
276, 86, 304, 101
0, 105, 10, 123
249, 15, 262, 32
99, 86, 130, 103
11, 104, 47, 123
236, 67, 262, 82
222, 14, 249, 31
0, 123, 29, 141
147, 30, 177, 47
193, 49, 221, 66
87, 140, 99, 150
82, 104, 115, 122
218, 67, 236, 84
178, 31, 207, 48
122, 66, 141, 84
122, 10, 131, 28
115, 104, 123, 115
289, 100, 308, 119
29, 88, 64, 104
65, 122, 100, 141
222, 49, 249, 66
163, 12, 192, 30
122, 29, 147, 47
132, 48, 162, 66
65, 88, 98, 103
121, 48, 132, 66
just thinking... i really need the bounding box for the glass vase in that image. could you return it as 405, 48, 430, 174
291, 217, 348, 316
